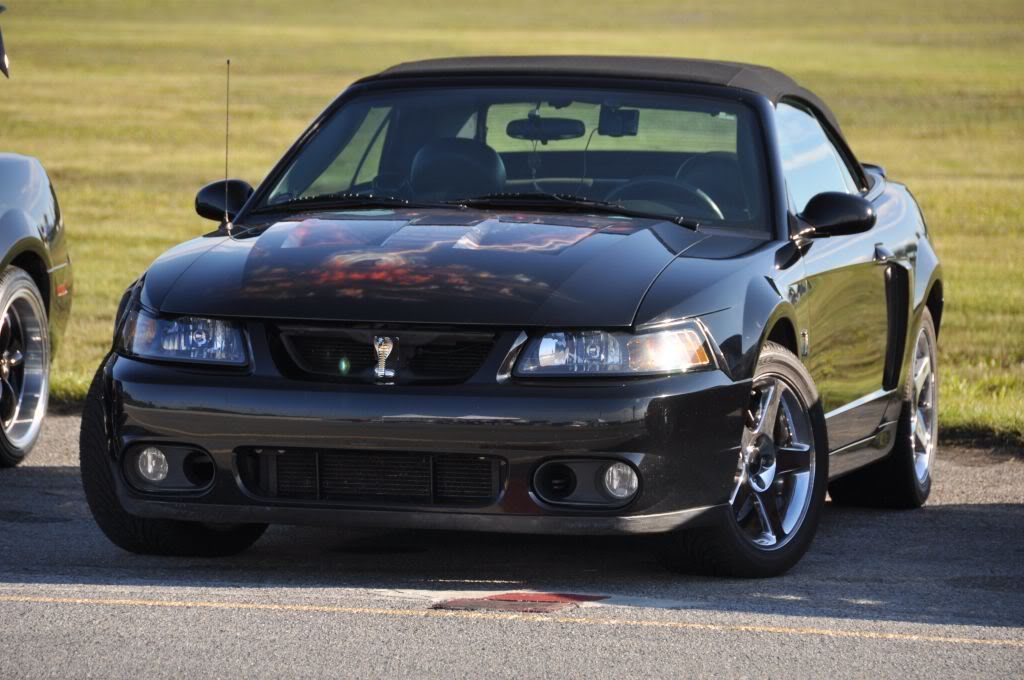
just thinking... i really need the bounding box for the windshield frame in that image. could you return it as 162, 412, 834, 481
236, 75, 786, 240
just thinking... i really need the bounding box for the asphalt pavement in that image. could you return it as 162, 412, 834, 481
1, 414, 1022, 678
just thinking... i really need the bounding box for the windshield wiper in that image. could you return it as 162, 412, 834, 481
251, 190, 700, 230
250, 192, 458, 214
450, 192, 701, 230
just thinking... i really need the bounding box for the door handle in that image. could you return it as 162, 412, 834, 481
874, 244, 894, 264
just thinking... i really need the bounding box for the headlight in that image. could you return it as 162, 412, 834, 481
121, 306, 248, 366
514, 321, 715, 377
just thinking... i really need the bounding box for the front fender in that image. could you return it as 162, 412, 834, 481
634, 240, 796, 381
0, 153, 72, 353
698, 281, 796, 381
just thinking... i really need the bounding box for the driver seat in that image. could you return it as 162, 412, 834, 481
410, 138, 506, 201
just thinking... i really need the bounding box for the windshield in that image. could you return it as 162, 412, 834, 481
262, 86, 771, 233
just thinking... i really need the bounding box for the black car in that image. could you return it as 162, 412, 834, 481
81, 57, 942, 577
0, 6, 73, 467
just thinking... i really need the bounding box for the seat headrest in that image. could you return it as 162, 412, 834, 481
410, 138, 506, 200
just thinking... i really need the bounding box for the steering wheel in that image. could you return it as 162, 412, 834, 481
605, 176, 724, 221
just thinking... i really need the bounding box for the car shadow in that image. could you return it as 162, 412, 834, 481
1, 465, 1022, 629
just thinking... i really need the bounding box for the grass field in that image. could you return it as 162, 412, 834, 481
1, 1, 1021, 444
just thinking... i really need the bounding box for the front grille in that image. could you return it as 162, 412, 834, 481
287, 335, 376, 375
407, 341, 493, 376
238, 448, 503, 506
275, 326, 496, 385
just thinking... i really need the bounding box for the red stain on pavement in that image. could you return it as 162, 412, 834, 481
432, 592, 608, 614
487, 592, 607, 603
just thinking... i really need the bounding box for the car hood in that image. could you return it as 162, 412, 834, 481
150, 208, 709, 327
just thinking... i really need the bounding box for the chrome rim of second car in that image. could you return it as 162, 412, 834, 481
0, 288, 48, 450
731, 375, 816, 551
909, 327, 937, 484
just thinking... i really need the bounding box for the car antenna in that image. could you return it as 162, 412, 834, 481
223, 58, 234, 236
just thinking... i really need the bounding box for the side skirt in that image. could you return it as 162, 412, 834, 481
827, 419, 899, 480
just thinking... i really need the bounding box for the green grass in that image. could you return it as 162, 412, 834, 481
1, 1, 1021, 443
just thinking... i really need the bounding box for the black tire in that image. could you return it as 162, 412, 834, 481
79, 366, 267, 556
828, 308, 937, 509
0, 266, 50, 468
659, 341, 829, 578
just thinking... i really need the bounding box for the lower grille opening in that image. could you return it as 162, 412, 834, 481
238, 448, 503, 506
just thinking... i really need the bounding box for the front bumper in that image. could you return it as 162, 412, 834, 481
104, 354, 749, 535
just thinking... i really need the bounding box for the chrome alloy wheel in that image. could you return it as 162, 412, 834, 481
731, 376, 816, 550
0, 288, 48, 450
909, 327, 937, 484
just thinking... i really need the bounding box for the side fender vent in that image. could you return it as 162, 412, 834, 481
883, 264, 910, 390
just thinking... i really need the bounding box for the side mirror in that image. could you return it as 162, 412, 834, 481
799, 191, 876, 237
1, 5, 11, 79
195, 179, 253, 222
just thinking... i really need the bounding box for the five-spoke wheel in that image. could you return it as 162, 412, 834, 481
909, 325, 937, 484
660, 341, 828, 578
0, 267, 49, 467
732, 376, 816, 550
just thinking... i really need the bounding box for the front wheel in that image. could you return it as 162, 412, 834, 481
80, 367, 267, 556
0, 267, 50, 468
659, 342, 829, 578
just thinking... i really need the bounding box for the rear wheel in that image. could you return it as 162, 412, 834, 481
828, 308, 937, 508
0, 267, 50, 468
659, 342, 828, 578
79, 367, 267, 556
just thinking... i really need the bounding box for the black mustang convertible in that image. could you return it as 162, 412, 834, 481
81, 57, 942, 577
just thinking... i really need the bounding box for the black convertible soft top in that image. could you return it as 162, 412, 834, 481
362, 56, 841, 132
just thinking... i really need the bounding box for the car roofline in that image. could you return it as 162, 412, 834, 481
356, 55, 842, 132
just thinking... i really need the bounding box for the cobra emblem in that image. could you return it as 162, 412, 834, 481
374, 336, 396, 381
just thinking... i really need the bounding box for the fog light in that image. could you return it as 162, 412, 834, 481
535, 463, 577, 502
137, 446, 169, 483
602, 462, 638, 500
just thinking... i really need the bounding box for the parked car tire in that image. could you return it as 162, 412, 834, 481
659, 341, 829, 578
0, 266, 49, 467
80, 367, 267, 556
828, 308, 937, 509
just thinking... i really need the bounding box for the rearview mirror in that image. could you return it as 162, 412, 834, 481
1, 5, 10, 79
506, 116, 585, 144
195, 179, 253, 222
799, 192, 876, 237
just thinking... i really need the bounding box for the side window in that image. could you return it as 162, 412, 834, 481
456, 111, 478, 139
352, 116, 389, 186
775, 102, 859, 213
302, 106, 391, 197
